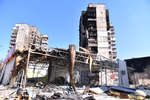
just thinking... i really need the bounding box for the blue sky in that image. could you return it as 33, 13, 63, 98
0, 0, 150, 60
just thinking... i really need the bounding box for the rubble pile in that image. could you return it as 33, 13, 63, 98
1, 83, 150, 100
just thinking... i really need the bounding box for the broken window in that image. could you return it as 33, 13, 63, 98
90, 47, 98, 53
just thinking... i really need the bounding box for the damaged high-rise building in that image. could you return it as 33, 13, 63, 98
9, 24, 30, 50
79, 4, 117, 60
9, 24, 48, 51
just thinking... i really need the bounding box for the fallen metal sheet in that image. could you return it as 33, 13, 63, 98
110, 86, 135, 93
2, 57, 15, 85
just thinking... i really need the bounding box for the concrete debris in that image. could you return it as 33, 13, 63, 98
35, 82, 45, 88
135, 90, 146, 97
89, 87, 104, 94
0, 84, 150, 100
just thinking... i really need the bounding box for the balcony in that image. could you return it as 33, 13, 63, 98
111, 41, 116, 45
112, 49, 117, 54
88, 18, 96, 21
11, 35, 17, 38
110, 31, 115, 34
10, 38, 16, 42
89, 32, 97, 36
110, 28, 114, 31
112, 53, 117, 57
88, 40, 97, 44
41, 41, 48, 44
111, 37, 116, 41
10, 42, 15, 45
88, 44, 97, 47
88, 38, 96, 41
86, 10, 96, 18
112, 46, 116, 49
88, 41, 97, 47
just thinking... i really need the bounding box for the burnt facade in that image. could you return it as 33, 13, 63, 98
125, 56, 150, 88
79, 4, 117, 60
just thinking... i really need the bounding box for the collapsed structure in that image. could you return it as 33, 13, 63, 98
0, 44, 119, 87
0, 4, 131, 88
2, 4, 148, 100
0, 24, 121, 88
1, 4, 121, 88
125, 57, 150, 88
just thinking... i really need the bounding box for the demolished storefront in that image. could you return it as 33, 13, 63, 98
0, 44, 120, 87
0, 45, 139, 100
126, 57, 150, 88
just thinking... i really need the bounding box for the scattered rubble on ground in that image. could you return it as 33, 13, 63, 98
1, 84, 150, 100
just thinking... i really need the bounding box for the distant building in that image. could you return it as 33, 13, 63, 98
79, 4, 117, 60
9, 24, 48, 51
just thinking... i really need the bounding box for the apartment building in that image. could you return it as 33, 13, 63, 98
79, 4, 117, 60
9, 24, 48, 51
9, 24, 30, 50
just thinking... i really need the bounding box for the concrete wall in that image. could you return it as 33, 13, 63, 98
15, 24, 30, 51
96, 5, 109, 59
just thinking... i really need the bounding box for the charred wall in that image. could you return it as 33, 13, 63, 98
125, 56, 150, 87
